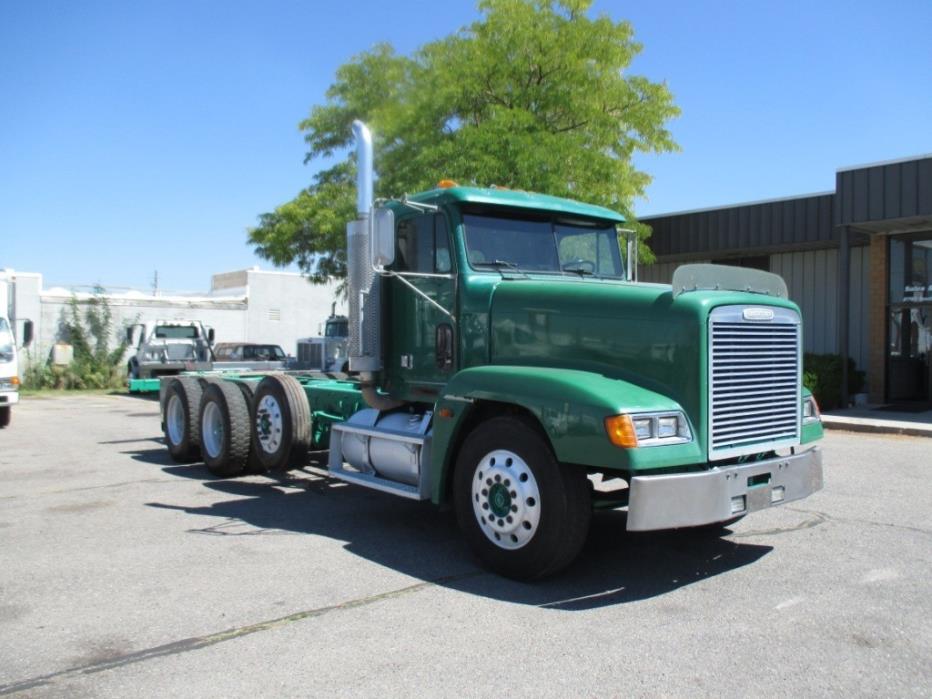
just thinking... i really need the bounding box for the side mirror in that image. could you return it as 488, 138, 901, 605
372, 207, 395, 268
22, 319, 34, 347
207, 327, 215, 344
125, 326, 134, 344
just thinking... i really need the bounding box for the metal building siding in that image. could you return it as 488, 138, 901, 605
836, 157, 932, 224
639, 247, 869, 371
769, 247, 869, 370
643, 194, 836, 259
637, 260, 692, 284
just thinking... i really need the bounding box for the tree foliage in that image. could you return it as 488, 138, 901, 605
249, 0, 679, 282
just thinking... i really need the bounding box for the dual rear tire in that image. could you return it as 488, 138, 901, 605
162, 374, 311, 477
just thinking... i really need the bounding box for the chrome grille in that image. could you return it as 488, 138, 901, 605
708, 306, 801, 459
298, 341, 323, 369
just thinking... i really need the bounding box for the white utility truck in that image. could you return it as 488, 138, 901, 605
0, 273, 34, 427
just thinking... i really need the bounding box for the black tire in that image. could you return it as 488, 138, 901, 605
453, 415, 592, 581
198, 381, 250, 478
252, 375, 311, 471
234, 380, 267, 475
162, 377, 203, 463
0, 406, 10, 428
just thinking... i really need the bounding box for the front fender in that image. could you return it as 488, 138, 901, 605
429, 365, 705, 503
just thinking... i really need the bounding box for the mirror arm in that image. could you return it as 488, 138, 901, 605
375, 267, 455, 322
398, 195, 439, 213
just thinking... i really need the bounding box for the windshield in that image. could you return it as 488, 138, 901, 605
463, 213, 625, 278
325, 320, 348, 338
0, 318, 13, 362
243, 345, 286, 360
154, 325, 198, 340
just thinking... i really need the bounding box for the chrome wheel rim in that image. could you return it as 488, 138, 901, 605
166, 394, 185, 446
201, 401, 224, 459
255, 394, 283, 455
471, 449, 541, 550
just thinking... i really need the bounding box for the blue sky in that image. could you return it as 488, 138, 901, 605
2, 0, 930, 292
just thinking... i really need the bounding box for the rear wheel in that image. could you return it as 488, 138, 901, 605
0, 406, 10, 428
252, 375, 311, 471
199, 381, 250, 477
162, 377, 203, 462
453, 416, 591, 580
234, 380, 267, 474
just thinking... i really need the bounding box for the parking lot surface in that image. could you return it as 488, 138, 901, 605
1, 393, 930, 697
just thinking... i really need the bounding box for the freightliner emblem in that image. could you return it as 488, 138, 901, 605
743, 307, 775, 321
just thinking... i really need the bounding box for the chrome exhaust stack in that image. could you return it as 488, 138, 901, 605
347, 120, 379, 374
347, 120, 402, 410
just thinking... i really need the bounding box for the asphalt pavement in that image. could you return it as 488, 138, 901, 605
0, 393, 929, 698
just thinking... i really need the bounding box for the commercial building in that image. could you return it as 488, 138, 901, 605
640, 155, 932, 406
1, 267, 343, 369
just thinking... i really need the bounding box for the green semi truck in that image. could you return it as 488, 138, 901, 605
159, 121, 824, 579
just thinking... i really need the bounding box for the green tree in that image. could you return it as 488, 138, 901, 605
249, 0, 679, 283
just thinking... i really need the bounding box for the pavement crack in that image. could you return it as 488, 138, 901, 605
784, 505, 931, 537
730, 509, 827, 539
0, 571, 482, 696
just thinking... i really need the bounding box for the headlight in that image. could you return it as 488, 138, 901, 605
803, 395, 821, 424
605, 411, 692, 448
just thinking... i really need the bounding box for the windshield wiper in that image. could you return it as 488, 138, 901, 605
473, 259, 520, 270
562, 265, 595, 277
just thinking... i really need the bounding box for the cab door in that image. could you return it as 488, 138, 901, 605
384, 211, 456, 401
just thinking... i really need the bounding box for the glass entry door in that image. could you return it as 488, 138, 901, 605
887, 234, 932, 402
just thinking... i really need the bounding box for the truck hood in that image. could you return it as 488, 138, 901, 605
488, 276, 800, 423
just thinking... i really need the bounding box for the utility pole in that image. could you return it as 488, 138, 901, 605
152, 270, 159, 297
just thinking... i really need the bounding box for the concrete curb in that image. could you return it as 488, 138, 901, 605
821, 416, 932, 439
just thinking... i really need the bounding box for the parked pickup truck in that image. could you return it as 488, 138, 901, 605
212, 343, 290, 372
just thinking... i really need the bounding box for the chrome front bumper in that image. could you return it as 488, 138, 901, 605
626, 447, 823, 531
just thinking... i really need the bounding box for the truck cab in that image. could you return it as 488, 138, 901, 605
0, 315, 33, 428
126, 320, 215, 379
295, 311, 349, 373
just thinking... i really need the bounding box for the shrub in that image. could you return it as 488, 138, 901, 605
803, 353, 864, 410
22, 286, 129, 391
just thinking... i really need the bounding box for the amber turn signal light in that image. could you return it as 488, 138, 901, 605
604, 414, 638, 448
438, 179, 458, 189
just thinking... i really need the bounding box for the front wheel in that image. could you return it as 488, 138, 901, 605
453, 416, 591, 580
0, 406, 10, 428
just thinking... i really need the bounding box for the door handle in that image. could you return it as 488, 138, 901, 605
435, 323, 454, 370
